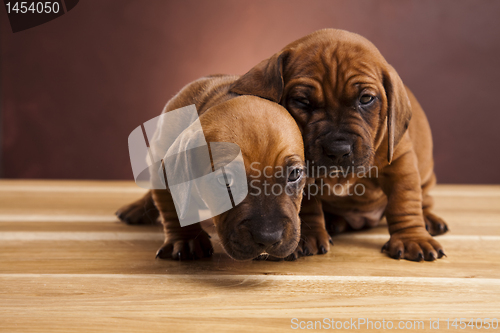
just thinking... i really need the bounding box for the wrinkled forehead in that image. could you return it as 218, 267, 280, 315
284, 35, 386, 86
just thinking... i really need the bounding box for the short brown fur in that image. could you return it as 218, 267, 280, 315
230, 29, 448, 261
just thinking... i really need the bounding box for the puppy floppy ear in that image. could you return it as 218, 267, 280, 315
229, 50, 290, 103
162, 149, 193, 220
383, 64, 412, 164
162, 128, 209, 222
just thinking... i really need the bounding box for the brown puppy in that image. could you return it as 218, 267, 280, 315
229, 29, 448, 261
118, 76, 307, 260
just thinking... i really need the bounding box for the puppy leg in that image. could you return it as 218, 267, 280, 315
422, 173, 449, 236
296, 196, 332, 258
115, 191, 159, 225
153, 189, 213, 260
381, 152, 445, 261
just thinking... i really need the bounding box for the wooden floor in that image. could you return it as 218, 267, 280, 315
1, 180, 500, 332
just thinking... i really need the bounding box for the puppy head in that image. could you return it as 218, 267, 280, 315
230, 28, 412, 173
201, 96, 306, 260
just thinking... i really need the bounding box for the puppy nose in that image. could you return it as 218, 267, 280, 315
324, 142, 351, 160
251, 229, 283, 248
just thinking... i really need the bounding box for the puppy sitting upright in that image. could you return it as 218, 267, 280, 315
230, 29, 448, 261
118, 75, 311, 260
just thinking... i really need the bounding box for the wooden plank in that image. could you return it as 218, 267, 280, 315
0, 180, 499, 332
1, 236, 500, 278
0, 180, 146, 219
1, 274, 499, 332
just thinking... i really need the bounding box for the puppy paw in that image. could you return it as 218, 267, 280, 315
155, 231, 213, 260
382, 227, 445, 261
424, 211, 449, 236
116, 202, 159, 225
297, 228, 332, 257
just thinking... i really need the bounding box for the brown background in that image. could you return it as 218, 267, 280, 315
1, 0, 499, 184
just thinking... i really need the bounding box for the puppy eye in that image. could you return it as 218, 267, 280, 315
292, 98, 310, 108
217, 174, 233, 187
287, 168, 303, 182
359, 94, 375, 105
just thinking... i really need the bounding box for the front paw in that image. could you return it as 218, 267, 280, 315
295, 227, 332, 259
424, 211, 449, 236
156, 230, 213, 260
382, 227, 445, 261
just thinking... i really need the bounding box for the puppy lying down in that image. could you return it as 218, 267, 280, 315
154, 95, 308, 260
119, 76, 308, 260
